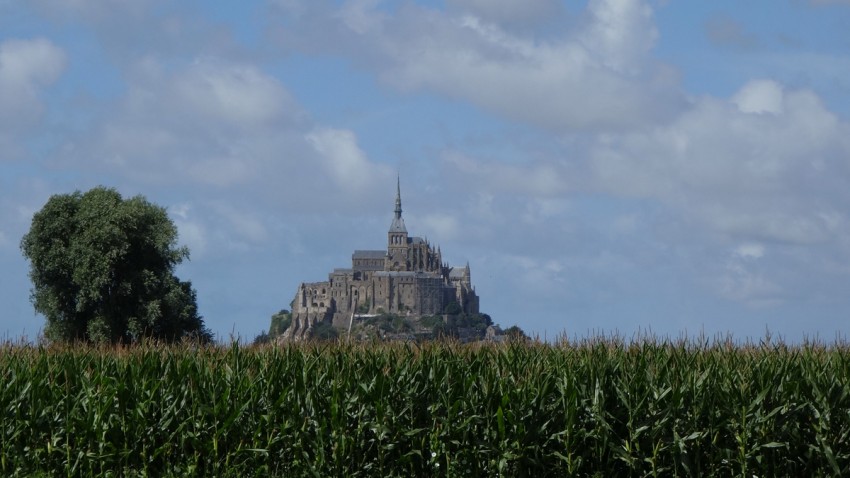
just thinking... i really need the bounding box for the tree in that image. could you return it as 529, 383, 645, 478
504, 325, 530, 341
311, 321, 339, 341
268, 309, 292, 337
20, 186, 211, 344
252, 331, 272, 346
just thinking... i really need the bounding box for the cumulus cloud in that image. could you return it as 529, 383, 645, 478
0, 38, 66, 150
306, 127, 392, 192
436, 77, 850, 306
270, 0, 684, 130
443, 151, 574, 197
714, 243, 782, 307
66, 57, 295, 185
734, 243, 765, 260
173, 60, 294, 126
419, 213, 461, 241
171, 203, 208, 257
28, 0, 156, 22
591, 82, 850, 244
732, 79, 784, 114
581, 0, 657, 74
445, 0, 562, 27
499, 254, 568, 297
60, 53, 394, 227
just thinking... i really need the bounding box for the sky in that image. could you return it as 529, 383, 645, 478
2, 0, 850, 343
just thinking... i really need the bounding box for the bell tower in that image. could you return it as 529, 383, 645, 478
387, 177, 409, 271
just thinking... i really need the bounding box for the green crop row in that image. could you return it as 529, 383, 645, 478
2, 339, 849, 477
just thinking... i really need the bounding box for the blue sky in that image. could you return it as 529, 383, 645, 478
2, 0, 850, 342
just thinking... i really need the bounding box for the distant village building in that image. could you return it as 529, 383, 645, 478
283, 180, 479, 340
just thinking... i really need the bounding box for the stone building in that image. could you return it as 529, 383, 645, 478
283, 180, 479, 340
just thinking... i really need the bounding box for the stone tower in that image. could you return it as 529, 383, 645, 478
386, 177, 409, 272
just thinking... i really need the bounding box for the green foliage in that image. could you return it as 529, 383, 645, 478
311, 321, 339, 341
268, 309, 291, 337
364, 313, 412, 334
253, 331, 272, 345
434, 312, 493, 338
504, 325, 529, 340
419, 315, 444, 330
20, 186, 210, 345
2, 339, 850, 476
443, 300, 462, 315
454, 312, 492, 330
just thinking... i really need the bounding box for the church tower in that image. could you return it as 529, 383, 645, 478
387, 177, 409, 271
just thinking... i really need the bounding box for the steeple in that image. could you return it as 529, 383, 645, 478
389, 176, 407, 234
394, 176, 402, 220
387, 176, 409, 271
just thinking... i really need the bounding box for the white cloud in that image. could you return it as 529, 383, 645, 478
58, 53, 394, 224
716, 244, 782, 307
211, 202, 271, 248
0, 38, 65, 88
501, 254, 568, 296
734, 243, 765, 260
434, 77, 850, 307
67, 57, 299, 187
307, 127, 392, 192
443, 151, 574, 197
171, 203, 208, 257
272, 0, 683, 131
173, 60, 294, 126
0, 38, 66, 147
336, 0, 386, 35
29, 0, 156, 22
590, 82, 850, 244
733, 79, 784, 114
445, 0, 562, 26
581, 0, 657, 74
420, 213, 461, 241
127, 57, 301, 130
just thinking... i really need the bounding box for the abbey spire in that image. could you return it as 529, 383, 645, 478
389, 176, 407, 234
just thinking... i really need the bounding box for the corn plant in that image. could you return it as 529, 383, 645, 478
1, 337, 849, 476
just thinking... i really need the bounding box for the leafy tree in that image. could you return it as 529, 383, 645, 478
252, 331, 272, 345
268, 309, 292, 337
504, 325, 529, 341
444, 301, 462, 315
20, 186, 211, 344
311, 321, 338, 341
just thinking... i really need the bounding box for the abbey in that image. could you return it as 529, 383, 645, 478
283, 180, 479, 339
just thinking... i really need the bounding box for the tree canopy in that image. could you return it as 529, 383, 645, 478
20, 186, 211, 344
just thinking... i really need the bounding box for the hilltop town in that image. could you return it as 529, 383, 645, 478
268, 180, 510, 342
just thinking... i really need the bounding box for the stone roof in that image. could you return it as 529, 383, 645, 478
408, 236, 426, 245
374, 271, 443, 279
353, 250, 386, 260
389, 216, 407, 233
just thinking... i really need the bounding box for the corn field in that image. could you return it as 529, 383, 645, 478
2, 338, 850, 477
